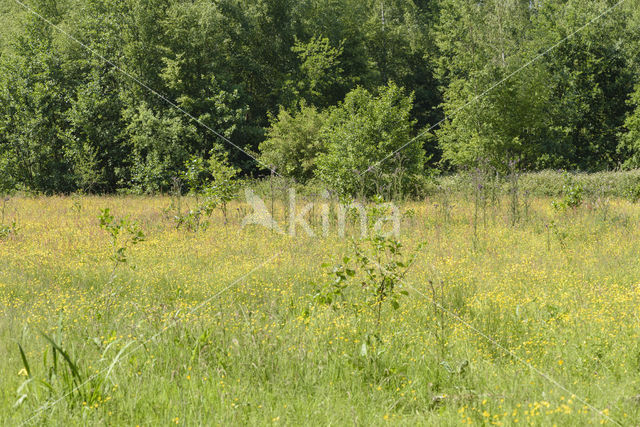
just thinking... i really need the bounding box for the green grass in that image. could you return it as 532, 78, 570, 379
1, 192, 640, 425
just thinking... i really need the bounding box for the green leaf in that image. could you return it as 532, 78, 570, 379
41, 333, 83, 382
17, 343, 31, 377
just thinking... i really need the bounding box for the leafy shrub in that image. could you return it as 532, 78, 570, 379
315, 83, 428, 198
173, 147, 240, 231
98, 208, 145, 268
562, 180, 584, 209
258, 102, 327, 182
551, 174, 583, 211
317, 235, 417, 328
316, 208, 424, 330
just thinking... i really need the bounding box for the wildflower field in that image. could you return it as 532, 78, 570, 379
1, 192, 640, 425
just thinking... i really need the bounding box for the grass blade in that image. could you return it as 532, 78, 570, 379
40, 333, 82, 382
17, 343, 31, 377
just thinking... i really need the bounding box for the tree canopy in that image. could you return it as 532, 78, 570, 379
0, 0, 639, 195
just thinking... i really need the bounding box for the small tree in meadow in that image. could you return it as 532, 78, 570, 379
206, 146, 241, 226
178, 146, 240, 231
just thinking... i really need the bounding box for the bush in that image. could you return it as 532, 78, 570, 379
258, 103, 327, 182
315, 83, 428, 198
416, 170, 640, 200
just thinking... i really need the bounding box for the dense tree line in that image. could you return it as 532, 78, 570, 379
0, 0, 639, 195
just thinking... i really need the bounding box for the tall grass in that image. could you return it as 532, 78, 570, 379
1, 189, 640, 425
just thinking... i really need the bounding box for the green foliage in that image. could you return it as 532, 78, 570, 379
123, 104, 199, 194
540, 1, 634, 170
262, 82, 431, 197
314, 256, 356, 307
0, 156, 16, 195
620, 85, 640, 169
316, 83, 427, 197
317, 221, 424, 329
285, 36, 348, 107
435, 0, 553, 170
98, 208, 145, 267
0, 0, 445, 194
204, 147, 241, 225
562, 182, 584, 210
1, 0, 640, 194
350, 235, 418, 326
174, 147, 240, 231
434, 0, 636, 172
551, 173, 584, 211
64, 70, 126, 193
0, 8, 73, 193
258, 103, 327, 182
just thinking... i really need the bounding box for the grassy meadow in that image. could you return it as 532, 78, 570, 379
2, 190, 640, 425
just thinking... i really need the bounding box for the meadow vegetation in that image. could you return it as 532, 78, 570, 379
2, 2, 640, 424
2, 180, 640, 425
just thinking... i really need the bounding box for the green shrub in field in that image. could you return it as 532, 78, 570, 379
315, 83, 428, 198
316, 199, 424, 331
99, 208, 145, 271
260, 84, 430, 199
562, 180, 584, 209
317, 235, 416, 327
258, 102, 327, 183
0, 196, 17, 240
174, 147, 240, 231
551, 174, 583, 212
